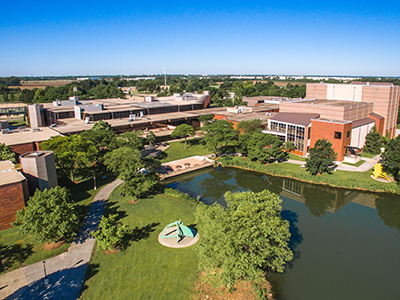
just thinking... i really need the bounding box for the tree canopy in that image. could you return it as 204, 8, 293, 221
41, 135, 97, 181
195, 190, 293, 286
0, 142, 16, 163
104, 146, 160, 200
305, 139, 337, 175
363, 125, 383, 154
201, 119, 237, 156
13, 186, 79, 242
381, 135, 400, 182
236, 119, 263, 135
171, 124, 195, 149
91, 214, 126, 251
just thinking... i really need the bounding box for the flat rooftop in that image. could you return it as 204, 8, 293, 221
44, 95, 207, 113
0, 161, 26, 185
52, 111, 203, 134
290, 99, 370, 107
0, 127, 62, 146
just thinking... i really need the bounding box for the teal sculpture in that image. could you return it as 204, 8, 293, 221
160, 220, 196, 243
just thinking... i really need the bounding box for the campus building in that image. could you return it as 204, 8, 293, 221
0, 161, 29, 230
264, 82, 400, 161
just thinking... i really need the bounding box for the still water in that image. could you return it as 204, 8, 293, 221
166, 167, 400, 300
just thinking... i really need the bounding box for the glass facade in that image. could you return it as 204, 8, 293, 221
269, 120, 308, 152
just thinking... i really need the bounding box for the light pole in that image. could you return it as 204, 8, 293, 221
43, 261, 49, 284
93, 175, 97, 190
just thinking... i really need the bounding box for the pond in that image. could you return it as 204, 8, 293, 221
166, 167, 400, 300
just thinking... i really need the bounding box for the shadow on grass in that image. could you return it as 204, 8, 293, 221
104, 201, 127, 222
80, 263, 100, 295
120, 222, 160, 251
0, 243, 33, 273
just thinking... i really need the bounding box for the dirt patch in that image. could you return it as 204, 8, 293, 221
103, 248, 120, 255
194, 273, 274, 300
43, 241, 64, 251
129, 199, 139, 204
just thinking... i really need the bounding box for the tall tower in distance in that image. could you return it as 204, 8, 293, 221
162, 67, 167, 86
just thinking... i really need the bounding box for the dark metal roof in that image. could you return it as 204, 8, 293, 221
352, 117, 375, 128
270, 112, 320, 126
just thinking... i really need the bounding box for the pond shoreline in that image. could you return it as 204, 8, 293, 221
217, 158, 400, 195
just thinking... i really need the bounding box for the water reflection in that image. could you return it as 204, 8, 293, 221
166, 167, 399, 235
165, 167, 400, 300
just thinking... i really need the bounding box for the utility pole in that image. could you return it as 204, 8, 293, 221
162, 67, 167, 86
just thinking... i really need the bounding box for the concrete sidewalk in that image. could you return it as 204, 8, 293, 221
0, 179, 123, 300
285, 156, 380, 172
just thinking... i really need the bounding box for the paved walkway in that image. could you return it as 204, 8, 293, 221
286, 156, 380, 172
0, 179, 123, 300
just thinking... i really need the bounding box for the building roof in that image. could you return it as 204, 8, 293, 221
0, 161, 26, 185
352, 117, 375, 128
369, 112, 384, 120
270, 112, 320, 126
0, 127, 62, 146
350, 81, 394, 86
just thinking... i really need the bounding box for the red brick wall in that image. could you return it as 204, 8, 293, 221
310, 120, 352, 161
0, 180, 28, 230
368, 114, 385, 135
10, 142, 37, 157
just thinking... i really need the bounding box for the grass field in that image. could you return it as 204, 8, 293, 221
0, 176, 114, 274
159, 138, 211, 163
361, 151, 379, 159
81, 186, 199, 300
288, 153, 307, 162
342, 160, 366, 167
9, 80, 73, 90
218, 156, 400, 194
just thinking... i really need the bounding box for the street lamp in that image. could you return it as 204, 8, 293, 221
43, 261, 49, 285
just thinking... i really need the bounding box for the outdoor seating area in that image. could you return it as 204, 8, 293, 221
158, 156, 214, 179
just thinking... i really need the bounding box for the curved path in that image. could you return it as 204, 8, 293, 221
0, 179, 123, 300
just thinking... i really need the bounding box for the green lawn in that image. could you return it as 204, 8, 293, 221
218, 156, 400, 194
288, 153, 307, 162
397, 123, 400, 129
159, 138, 211, 163
361, 151, 379, 159
81, 186, 199, 300
342, 160, 366, 167
0, 176, 114, 274
8, 118, 26, 127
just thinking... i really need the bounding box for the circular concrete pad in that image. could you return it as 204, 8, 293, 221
158, 226, 200, 248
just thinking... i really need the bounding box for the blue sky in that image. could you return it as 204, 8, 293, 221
1, 1, 399, 76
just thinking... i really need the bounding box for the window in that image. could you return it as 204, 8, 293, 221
334, 131, 342, 139
347, 131, 351, 138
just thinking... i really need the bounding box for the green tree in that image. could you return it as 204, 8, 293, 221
246, 133, 287, 163
80, 120, 116, 161
305, 139, 337, 175
236, 119, 262, 135
0, 142, 16, 163
284, 142, 296, 152
91, 214, 126, 251
104, 147, 159, 200
41, 135, 97, 181
115, 130, 144, 150
363, 125, 382, 154
195, 190, 293, 286
170, 124, 195, 149
13, 187, 79, 242
201, 120, 237, 156
381, 135, 400, 182
146, 131, 157, 147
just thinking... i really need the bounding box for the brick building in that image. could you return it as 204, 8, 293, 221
0, 161, 29, 230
